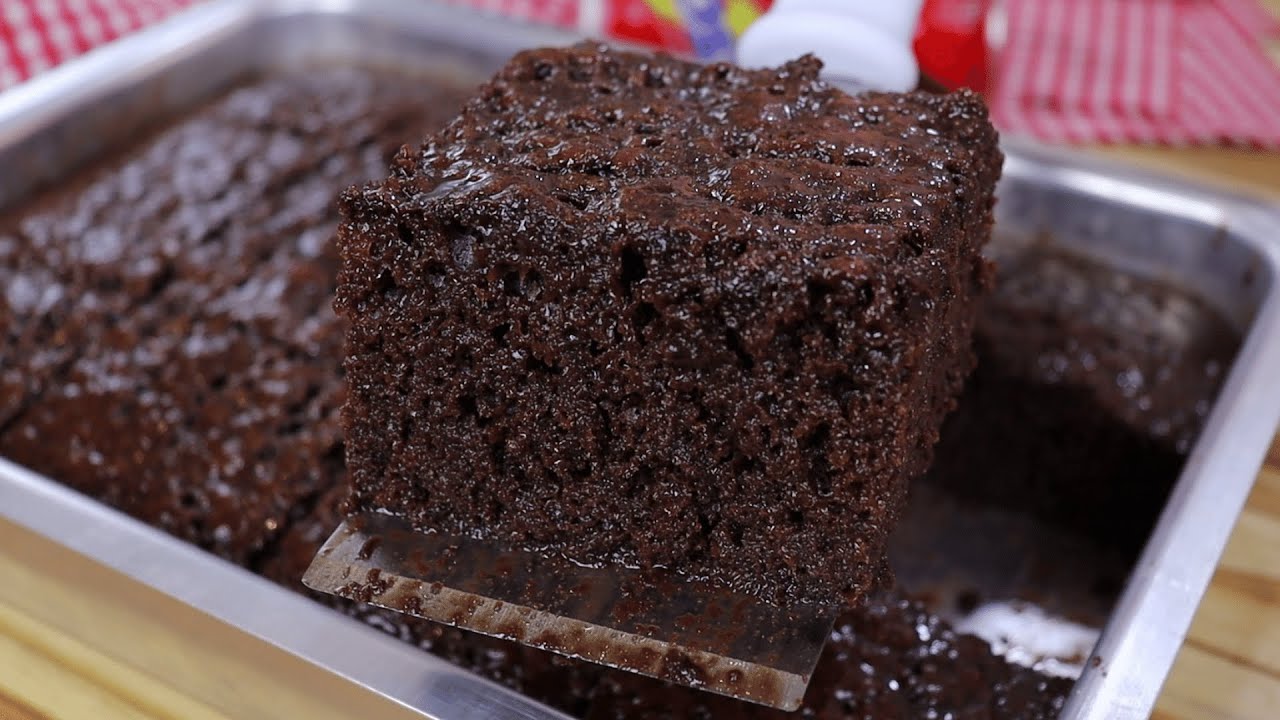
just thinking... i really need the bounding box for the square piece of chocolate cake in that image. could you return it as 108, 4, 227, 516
336, 44, 1001, 606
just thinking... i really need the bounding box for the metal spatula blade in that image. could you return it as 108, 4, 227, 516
303, 512, 835, 711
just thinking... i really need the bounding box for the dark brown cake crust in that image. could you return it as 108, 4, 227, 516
0, 68, 469, 564
336, 44, 1002, 606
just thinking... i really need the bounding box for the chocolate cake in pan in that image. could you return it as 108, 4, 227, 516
0, 45, 1241, 720
0, 68, 470, 564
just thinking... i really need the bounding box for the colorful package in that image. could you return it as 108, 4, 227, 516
602, 0, 772, 58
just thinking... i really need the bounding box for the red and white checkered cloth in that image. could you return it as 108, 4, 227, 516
990, 0, 1280, 148
3, 0, 1280, 148
0, 0, 192, 88
0, 0, 580, 90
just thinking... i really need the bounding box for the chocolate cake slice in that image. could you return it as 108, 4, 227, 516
337, 44, 1002, 606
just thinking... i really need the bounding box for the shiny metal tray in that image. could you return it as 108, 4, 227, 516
2, 1, 1279, 718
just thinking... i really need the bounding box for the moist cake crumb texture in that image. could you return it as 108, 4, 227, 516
336, 43, 1002, 606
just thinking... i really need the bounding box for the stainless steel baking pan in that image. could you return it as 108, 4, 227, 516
2, 1, 1279, 718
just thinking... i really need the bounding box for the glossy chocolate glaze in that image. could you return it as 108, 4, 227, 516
336, 44, 1002, 606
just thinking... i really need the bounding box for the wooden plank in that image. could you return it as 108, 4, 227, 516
1156, 642, 1280, 720
1215, 506, 1280, 586
0, 601, 227, 720
1090, 146, 1280, 201
1184, 574, 1280, 679
0, 691, 48, 720
0, 519, 426, 720
1243, 465, 1280, 519
0, 625, 154, 720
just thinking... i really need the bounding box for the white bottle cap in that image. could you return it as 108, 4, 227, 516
737, 0, 926, 94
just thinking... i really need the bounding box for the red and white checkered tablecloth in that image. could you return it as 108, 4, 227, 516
991, 0, 1280, 148
3, 0, 1280, 148
0, 0, 579, 89
0, 0, 192, 88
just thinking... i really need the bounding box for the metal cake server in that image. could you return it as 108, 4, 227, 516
304, 513, 836, 711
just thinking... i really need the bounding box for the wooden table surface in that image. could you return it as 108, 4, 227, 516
3, 15, 1280, 718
